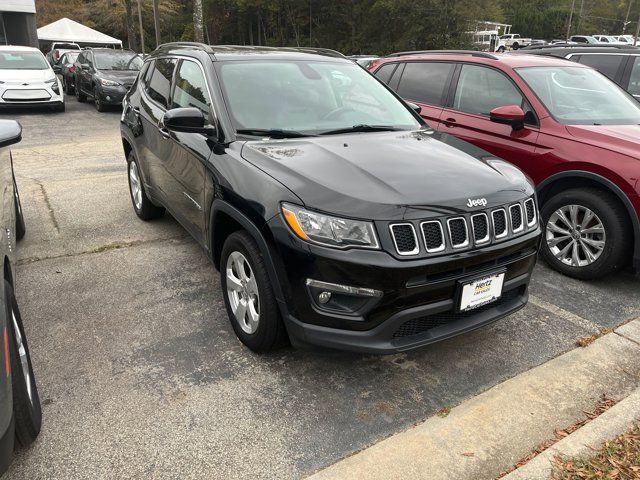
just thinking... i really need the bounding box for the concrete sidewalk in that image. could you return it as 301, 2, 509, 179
308, 319, 640, 480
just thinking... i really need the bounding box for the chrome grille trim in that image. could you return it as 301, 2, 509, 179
447, 217, 469, 249
471, 213, 490, 244
509, 203, 524, 233
420, 220, 446, 253
492, 208, 508, 239
389, 223, 419, 256
524, 198, 537, 227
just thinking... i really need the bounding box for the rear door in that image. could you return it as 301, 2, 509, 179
438, 63, 540, 174
394, 61, 456, 129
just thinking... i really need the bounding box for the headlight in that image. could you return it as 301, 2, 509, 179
281, 203, 379, 249
100, 78, 120, 87
44, 77, 57, 84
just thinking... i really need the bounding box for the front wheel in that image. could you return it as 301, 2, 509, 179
220, 231, 287, 353
127, 153, 164, 220
540, 188, 631, 279
94, 88, 106, 112
6, 281, 42, 447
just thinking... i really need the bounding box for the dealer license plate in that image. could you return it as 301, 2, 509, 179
459, 272, 505, 312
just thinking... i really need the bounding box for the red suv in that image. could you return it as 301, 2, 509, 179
369, 51, 640, 279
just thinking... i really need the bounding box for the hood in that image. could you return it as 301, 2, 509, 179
0, 68, 55, 85
98, 70, 139, 84
241, 129, 533, 220
566, 124, 640, 159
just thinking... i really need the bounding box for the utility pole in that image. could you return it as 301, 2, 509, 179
566, 0, 576, 40
309, 0, 312, 46
635, 13, 640, 45
623, 0, 633, 34
137, 0, 145, 53
152, 0, 161, 48
577, 0, 585, 33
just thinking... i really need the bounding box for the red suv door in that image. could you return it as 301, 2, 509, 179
437, 63, 540, 173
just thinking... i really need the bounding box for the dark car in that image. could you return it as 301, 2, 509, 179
0, 120, 41, 474
120, 43, 540, 354
369, 50, 640, 280
518, 44, 640, 100
54, 51, 80, 95
74, 48, 143, 112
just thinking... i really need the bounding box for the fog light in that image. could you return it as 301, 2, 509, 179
306, 279, 382, 297
318, 291, 332, 304
106, 95, 111, 101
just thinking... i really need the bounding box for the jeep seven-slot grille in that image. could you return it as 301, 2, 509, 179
421, 221, 445, 252
524, 198, 536, 226
388, 198, 537, 256
390, 224, 418, 255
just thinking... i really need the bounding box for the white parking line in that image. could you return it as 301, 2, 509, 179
528, 294, 602, 333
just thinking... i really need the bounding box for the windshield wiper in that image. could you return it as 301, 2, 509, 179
236, 129, 313, 138
319, 124, 403, 135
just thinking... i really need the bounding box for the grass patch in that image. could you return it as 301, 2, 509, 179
551, 423, 640, 479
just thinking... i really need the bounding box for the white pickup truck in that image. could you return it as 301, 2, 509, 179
499, 34, 532, 50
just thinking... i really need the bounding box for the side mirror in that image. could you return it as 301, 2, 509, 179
490, 105, 525, 130
52, 64, 61, 73
163, 107, 216, 136
81, 63, 90, 70
406, 102, 422, 114
0, 120, 22, 148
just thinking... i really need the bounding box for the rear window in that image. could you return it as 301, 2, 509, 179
396, 62, 454, 106
575, 54, 624, 81
374, 63, 397, 84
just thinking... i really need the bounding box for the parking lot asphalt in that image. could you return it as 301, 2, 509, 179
1, 98, 639, 479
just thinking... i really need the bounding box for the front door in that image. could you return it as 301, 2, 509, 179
438, 63, 540, 173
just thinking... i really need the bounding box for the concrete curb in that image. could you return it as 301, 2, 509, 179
307, 319, 640, 480
503, 386, 640, 479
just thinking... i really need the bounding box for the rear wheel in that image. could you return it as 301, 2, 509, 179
540, 188, 631, 279
127, 152, 164, 220
220, 231, 287, 353
6, 281, 42, 447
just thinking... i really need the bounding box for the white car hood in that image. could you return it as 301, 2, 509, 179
0, 69, 56, 85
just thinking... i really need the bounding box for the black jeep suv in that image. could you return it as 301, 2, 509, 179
120, 43, 541, 354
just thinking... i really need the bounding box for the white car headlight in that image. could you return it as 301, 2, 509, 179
100, 78, 120, 87
282, 203, 379, 249
44, 77, 57, 84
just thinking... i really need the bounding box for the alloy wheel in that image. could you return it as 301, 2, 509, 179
226, 251, 260, 334
545, 204, 606, 267
12, 310, 33, 406
128, 161, 143, 210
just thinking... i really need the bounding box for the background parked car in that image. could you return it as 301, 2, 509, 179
53, 51, 80, 95
500, 33, 532, 50
74, 48, 142, 112
0, 119, 41, 474
593, 35, 626, 45
369, 51, 640, 279
519, 45, 640, 100
569, 35, 600, 44
0, 46, 65, 112
45, 42, 80, 67
347, 55, 379, 69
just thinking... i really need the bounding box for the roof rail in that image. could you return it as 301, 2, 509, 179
281, 46, 346, 58
157, 42, 214, 53
522, 43, 639, 50
386, 50, 499, 60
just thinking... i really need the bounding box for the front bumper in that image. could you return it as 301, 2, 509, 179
268, 216, 540, 353
96, 85, 128, 105
0, 81, 64, 107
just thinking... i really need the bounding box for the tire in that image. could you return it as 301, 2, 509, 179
94, 88, 106, 112
540, 188, 631, 279
220, 231, 287, 353
75, 79, 86, 102
64, 77, 74, 95
14, 184, 25, 241
5, 280, 42, 447
126, 152, 164, 220
512, 42, 520, 50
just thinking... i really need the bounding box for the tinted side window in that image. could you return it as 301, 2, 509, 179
396, 62, 454, 106
576, 54, 624, 81
146, 58, 176, 108
627, 56, 640, 97
374, 63, 397, 84
453, 64, 524, 116
77, 53, 84, 64
172, 60, 211, 113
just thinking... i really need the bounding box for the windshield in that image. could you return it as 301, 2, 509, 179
94, 51, 142, 71
216, 60, 421, 135
0, 51, 49, 70
517, 66, 640, 125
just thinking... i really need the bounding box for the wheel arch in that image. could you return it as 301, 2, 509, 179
537, 170, 640, 271
3, 257, 12, 289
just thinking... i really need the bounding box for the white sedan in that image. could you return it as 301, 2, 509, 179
0, 46, 65, 112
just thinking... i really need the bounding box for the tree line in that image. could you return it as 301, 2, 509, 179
35, 0, 640, 55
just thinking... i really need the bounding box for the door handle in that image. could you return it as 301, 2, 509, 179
443, 117, 457, 127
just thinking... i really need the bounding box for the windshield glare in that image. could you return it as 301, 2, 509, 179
216, 60, 421, 135
95, 52, 142, 71
517, 66, 640, 125
0, 51, 49, 70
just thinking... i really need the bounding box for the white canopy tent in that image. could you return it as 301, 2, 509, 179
37, 17, 122, 46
